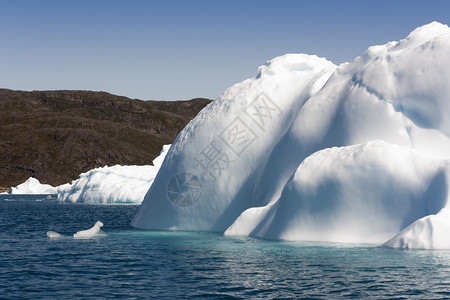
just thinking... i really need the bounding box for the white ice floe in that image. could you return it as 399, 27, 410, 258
132, 22, 450, 249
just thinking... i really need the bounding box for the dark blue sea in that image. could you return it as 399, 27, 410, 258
1, 195, 450, 299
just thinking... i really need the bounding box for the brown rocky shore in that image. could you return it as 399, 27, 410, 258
0, 89, 211, 188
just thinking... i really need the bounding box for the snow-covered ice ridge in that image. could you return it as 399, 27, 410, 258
132, 22, 450, 249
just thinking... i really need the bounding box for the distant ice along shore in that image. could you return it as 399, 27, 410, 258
2, 145, 170, 204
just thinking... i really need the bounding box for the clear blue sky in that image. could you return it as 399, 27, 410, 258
0, 0, 449, 100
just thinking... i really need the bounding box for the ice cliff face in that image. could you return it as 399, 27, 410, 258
132, 22, 450, 249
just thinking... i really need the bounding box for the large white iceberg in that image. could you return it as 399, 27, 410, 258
132, 22, 450, 249
57, 145, 170, 204
9, 177, 57, 194
132, 53, 337, 230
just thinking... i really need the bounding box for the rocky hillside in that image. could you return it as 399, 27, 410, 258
0, 89, 211, 188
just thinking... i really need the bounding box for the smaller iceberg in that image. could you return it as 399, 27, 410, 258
9, 177, 57, 194
57, 144, 171, 204
73, 221, 107, 239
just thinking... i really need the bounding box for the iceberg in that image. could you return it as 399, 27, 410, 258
9, 177, 57, 194
57, 145, 170, 204
132, 53, 337, 230
131, 22, 450, 249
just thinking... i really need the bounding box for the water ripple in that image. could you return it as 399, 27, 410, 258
2, 197, 450, 298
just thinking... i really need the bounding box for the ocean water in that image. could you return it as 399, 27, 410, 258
1, 195, 450, 299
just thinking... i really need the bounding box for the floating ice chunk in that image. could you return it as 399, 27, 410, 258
46, 231, 65, 239
73, 221, 107, 239
46, 221, 107, 239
